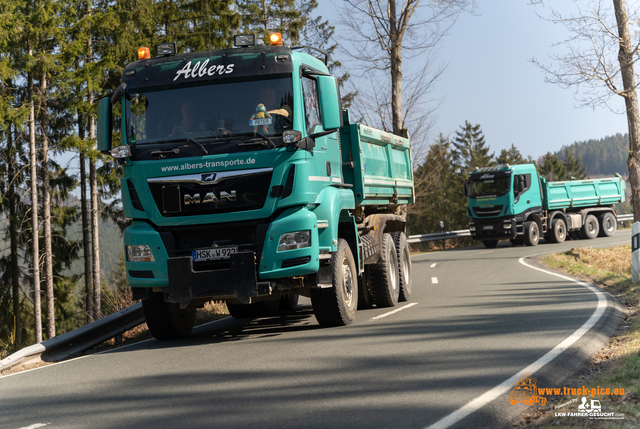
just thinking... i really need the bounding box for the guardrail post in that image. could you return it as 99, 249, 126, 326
633, 222, 639, 284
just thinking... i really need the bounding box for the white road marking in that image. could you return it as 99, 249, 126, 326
474, 250, 495, 255
424, 257, 608, 429
18, 424, 48, 429
371, 303, 418, 320
430, 263, 437, 268
431, 277, 438, 284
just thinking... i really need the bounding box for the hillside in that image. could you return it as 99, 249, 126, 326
553, 133, 628, 177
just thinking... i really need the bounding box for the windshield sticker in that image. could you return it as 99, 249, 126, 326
250, 118, 273, 127
174, 60, 235, 81
160, 157, 256, 173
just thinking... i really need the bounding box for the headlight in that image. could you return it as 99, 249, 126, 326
503, 224, 512, 229
469, 226, 476, 231
278, 230, 311, 251
127, 245, 155, 262
111, 145, 131, 159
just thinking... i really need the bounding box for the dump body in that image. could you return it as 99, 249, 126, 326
340, 118, 414, 207
543, 176, 625, 210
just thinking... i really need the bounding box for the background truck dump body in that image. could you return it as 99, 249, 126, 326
543, 176, 625, 210
340, 118, 414, 207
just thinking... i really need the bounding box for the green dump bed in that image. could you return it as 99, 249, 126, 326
339, 112, 414, 207
542, 176, 625, 210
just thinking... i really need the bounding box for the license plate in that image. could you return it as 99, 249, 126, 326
483, 225, 493, 230
192, 246, 238, 262
249, 118, 273, 126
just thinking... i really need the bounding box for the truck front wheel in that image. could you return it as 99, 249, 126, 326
311, 239, 358, 326
370, 233, 400, 307
581, 214, 599, 239
524, 221, 539, 246
598, 212, 617, 237
142, 292, 196, 340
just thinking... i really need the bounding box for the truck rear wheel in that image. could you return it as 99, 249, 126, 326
598, 212, 617, 237
142, 292, 196, 340
392, 232, 412, 302
370, 233, 400, 307
358, 267, 374, 310
311, 239, 358, 326
581, 214, 599, 239
549, 218, 566, 243
524, 221, 539, 246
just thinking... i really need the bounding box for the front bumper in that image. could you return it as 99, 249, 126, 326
469, 217, 516, 240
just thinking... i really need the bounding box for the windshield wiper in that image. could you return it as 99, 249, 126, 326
186, 138, 208, 155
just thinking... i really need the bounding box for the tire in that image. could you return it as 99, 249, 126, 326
142, 292, 196, 340
581, 214, 599, 239
392, 232, 412, 302
311, 239, 358, 326
524, 221, 539, 246
279, 293, 299, 311
358, 267, 375, 310
549, 218, 567, 243
598, 212, 617, 237
227, 301, 254, 319
509, 238, 523, 246
370, 233, 400, 307
483, 240, 498, 249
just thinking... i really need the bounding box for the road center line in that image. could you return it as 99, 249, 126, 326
371, 302, 418, 320
424, 256, 609, 429
431, 277, 438, 284
430, 263, 437, 268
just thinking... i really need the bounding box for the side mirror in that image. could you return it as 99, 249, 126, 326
463, 181, 469, 197
97, 96, 113, 154
316, 76, 341, 130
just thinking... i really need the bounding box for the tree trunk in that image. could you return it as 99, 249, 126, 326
7, 124, 22, 345
80, 150, 93, 323
388, 0, 404, 135
613, 0, 640, 221
28, 61, 42, 343
40, 74, 55, 338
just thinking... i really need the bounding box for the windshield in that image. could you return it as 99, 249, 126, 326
468, 177, 510, 198
126, 76, 294, 145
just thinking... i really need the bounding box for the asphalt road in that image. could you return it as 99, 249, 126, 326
0, 231, 629, 429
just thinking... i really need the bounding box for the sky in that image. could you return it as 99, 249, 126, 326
317, 0, 630, 161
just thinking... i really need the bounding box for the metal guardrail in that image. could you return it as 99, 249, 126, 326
408, 229, 471, 244
0, 303, 144, 373
617, 214, 634, 222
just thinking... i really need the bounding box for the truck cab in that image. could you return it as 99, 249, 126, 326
466, 164, 542, 247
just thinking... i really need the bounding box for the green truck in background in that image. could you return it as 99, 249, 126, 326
96, 34, 414, 340
465, 163, 625, 248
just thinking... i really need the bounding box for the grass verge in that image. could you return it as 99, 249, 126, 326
515, 245, 640, 428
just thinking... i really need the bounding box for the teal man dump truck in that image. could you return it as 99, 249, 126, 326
465, 163, 625, 248
96, 34, 414, 340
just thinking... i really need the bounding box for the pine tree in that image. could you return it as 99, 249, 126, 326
452, 121, 494, 178
496, 144, 525, 165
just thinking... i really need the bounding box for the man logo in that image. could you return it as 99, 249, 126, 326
201, 173, 217, 182
184, 190, 236, 205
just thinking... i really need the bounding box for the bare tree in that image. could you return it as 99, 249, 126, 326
339, 0, 473, 133
531, 0, 640, 220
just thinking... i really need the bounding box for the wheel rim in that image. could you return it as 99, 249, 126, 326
605, 217, 615, 232
387, 248, 398, 292
588, 220, 596, 234
557, 222, 565, 239
532, 225, 538, 241
342, 257, 354, 308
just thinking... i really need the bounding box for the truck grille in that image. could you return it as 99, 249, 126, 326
148, 169, 272, 217
472, 205, 503, 217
